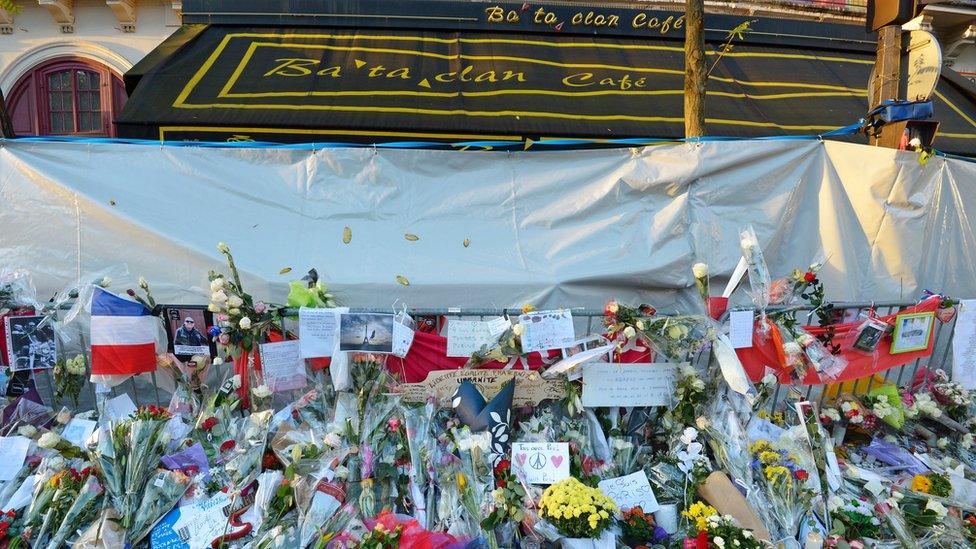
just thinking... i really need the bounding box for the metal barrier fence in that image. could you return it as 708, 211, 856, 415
26, 302, 954, 412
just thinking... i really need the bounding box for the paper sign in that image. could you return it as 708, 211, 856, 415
298, 307, 348, 359
150, 490, 232, 549
260, 340, 307, 393
392, 313, 415, 358
519, 310, 575, 353
511, 442, 570, 485
598, 471, 660, 513
446, 318, 509, 357
61, 418, 97, 448
581, 363, 679, 408
105, 393, 137, 421
398, 369, 565, 407
728, 310, 754, 348
746, 418, 788, 443
544, 337, 614, 379
4, 474, 37, 511
953, 300, 976, 390
0, 437, 30, 481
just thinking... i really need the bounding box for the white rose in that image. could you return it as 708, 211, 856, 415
208, 303, 219, 312
252, 385, 272, 399
607, 302, 619, 314
210, 278, 225, 292
213, 357, 224, 366
46, 455, 66, 471
623, 326, 636, 339
761, 373, 777, 386
692, 262, 708, 279
323, 432, 342, 448
138, 276, 149, 290
230, 374, 242, 389
217, 242, 230, 254
937, 437, 949, 449
38, 432, 61, 449
211, 290, 228, 304
227, 295, 244, 308
239, 317, 252, 330
512, 323, 523, 337
713, 536, 725, 548
99, 277, 112, 288
693, 379, 705, 390
17, 425, 36, 438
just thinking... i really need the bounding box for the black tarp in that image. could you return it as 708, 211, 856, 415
115, 24, 976, 153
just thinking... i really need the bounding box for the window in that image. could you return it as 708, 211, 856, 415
7, 58, 127, 137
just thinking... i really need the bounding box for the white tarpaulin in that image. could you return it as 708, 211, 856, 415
1, 139, 975, 311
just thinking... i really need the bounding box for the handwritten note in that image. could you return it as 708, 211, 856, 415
953, 300, 976, 390
392, 313, 416, 358
61, 418, 97, 448
298, 307, 347, 359
581, 363, 678, 408
598, 471, 660, 514
105, 393, 137, 421
519, 310, 575, 353
260, 340, 307, 393
0, 437, 30, 481
511, 442, 570, 485
446, 318, 510, 357
728, 310, 754, 349
150, 490, 232, 549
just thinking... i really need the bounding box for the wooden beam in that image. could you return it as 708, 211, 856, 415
38, 0, 74, 33
683, 0, 707, 137
106, 0, 136, 32
869, 24, 902, 146
0, 8, 13, 35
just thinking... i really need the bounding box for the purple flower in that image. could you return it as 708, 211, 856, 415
652, 526, 669, 543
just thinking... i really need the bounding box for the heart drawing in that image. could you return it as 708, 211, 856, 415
516, 453, 528, 466
551, 455, 564, 468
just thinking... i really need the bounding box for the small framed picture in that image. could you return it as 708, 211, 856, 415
162, 306, 216, 359
4, 315, 56, 371
851, 317, 889, 353
890, 311, 935, 354
339, 313, 394, 353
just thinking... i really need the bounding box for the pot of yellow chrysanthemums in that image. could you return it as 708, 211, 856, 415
538, 478, 618, 549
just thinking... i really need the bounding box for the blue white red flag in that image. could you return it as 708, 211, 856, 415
90, 287, 156, 375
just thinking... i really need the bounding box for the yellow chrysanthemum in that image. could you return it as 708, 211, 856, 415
912, 474, 932, 493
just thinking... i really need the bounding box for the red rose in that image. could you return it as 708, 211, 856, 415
696, 531, 709, 549
804, 272, 816, 283
0, 521, 10, 529
795, 469, 809, 481
262, 452, 278, 469
494, 459, 511, 474
201, 417, 219, 431
219, 439, 236, 452
5, 511, 14, 518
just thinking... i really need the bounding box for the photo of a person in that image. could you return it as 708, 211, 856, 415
4, 315, 56, 372
165, 307, 213, 358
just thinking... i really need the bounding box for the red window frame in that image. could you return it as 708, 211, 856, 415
7, 57, 124, 137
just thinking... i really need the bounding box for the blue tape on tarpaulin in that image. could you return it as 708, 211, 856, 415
0, 119, 883, 152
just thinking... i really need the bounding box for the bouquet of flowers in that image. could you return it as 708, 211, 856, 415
44, 473, 103, 549
537, 477, 616, 540
827, 495, 881, 543
620, 506, 668, 547
605, 303, 715, 362
481, 457, 528, 540
52, 355, 86, 406
127, 469, 190, 545
682, 502, 764, 549
748, 439, 816, 540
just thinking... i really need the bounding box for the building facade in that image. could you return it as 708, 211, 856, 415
0, 0, 179, 136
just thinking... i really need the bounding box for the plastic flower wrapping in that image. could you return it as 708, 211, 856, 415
0, 246, 974, 549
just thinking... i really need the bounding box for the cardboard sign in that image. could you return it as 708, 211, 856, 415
150, 491, 232, 549
511, 442, 570, 485
598, 471, 660, 513
519, 310, 575, 353
398, 369, 565, 407
581, 363, 679, 408
446, 318, 510, 357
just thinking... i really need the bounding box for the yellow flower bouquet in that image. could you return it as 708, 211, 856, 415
538, 478, 617, 539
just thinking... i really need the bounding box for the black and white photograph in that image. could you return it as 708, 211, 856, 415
163, 306, 214, 358
339, 313, 394, 353
4, 315, 56, 372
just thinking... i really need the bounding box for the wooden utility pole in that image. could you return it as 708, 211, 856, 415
684, 0, 706, 137
869, 24, 902, 144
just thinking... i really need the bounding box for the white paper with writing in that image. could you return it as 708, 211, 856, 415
511, 442, 570, 485
260, 340, 307, 393
299, 307, 348, 359
581, 363, 678, 408
446, 318, 509, 357
105, 393, 137, 421
519, 310, 575, 353
746, 418, 788, 444
0, 437, 30, 481
953, 299, 976, 390
61, 418, 97, 448
728, 310, 754, 348
150, 490, 232, 548
598, 471, 660, 514
392, 313, 416, 358
4, 474, 37, 511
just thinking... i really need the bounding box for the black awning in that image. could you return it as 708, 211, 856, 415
115, 24, 976, 153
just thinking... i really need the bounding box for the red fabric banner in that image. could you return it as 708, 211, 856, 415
736, 297, 941, 384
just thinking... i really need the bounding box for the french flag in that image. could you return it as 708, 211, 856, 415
90, 287, 157, 375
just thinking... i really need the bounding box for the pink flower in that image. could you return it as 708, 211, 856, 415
254, 301, 267, 314
218, 334, 230, 345
682, 538, 698, 549
216, 313, 229, 322
387, 418, 402, 432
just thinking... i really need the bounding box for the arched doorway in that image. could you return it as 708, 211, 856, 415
6, 57, 127, 137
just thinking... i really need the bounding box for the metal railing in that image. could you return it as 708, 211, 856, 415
23, 301, 955, 412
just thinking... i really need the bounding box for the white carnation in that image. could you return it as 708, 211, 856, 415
210, 278, 225, 292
